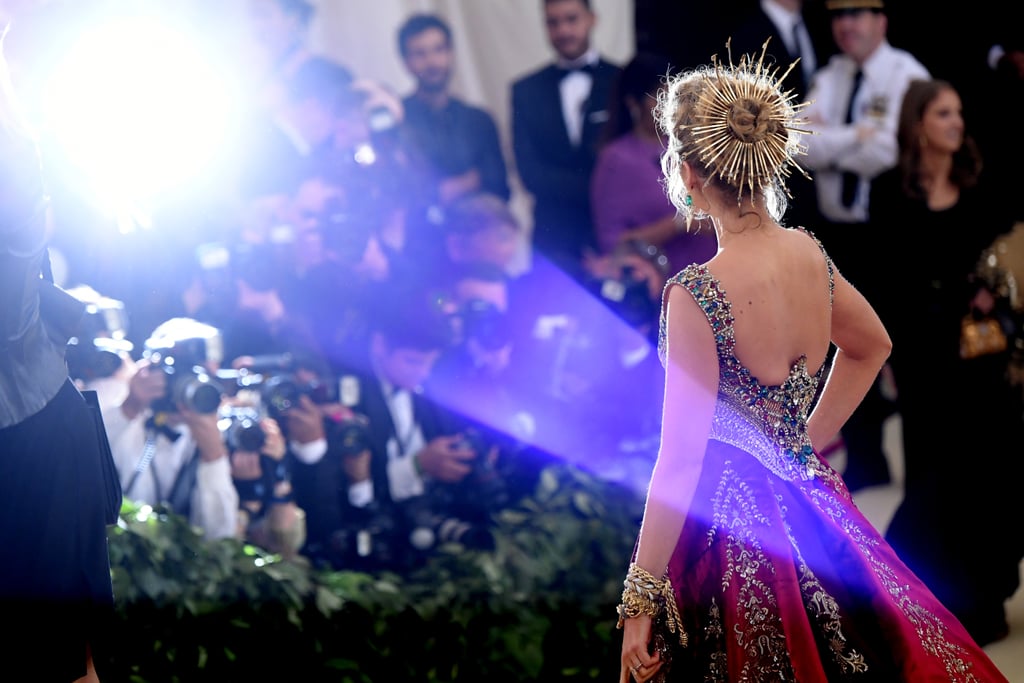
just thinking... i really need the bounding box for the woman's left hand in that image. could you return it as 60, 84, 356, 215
619, 614, 662, 682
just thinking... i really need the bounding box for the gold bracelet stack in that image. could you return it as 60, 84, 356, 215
616, 563, 688, 648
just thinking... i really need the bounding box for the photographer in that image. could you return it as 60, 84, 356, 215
342, 288, 505, 565
429, 261, 550, 503
223, 403, 306, 561
101, 318, 239, 540
250, 353, 382, 570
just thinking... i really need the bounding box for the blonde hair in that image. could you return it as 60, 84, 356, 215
656, 40, 809, 223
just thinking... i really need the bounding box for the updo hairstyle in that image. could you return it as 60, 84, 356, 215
656, 41, 810, 223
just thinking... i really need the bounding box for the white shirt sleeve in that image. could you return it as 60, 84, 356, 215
191, 455, 240, 541
348, 479, 374, 507
289, 437, 327, 465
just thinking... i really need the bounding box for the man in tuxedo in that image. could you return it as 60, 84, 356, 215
511, 0, 620, 278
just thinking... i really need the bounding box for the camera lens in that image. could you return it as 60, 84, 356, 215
225, 414, 266, 452
176, 375, 223, 414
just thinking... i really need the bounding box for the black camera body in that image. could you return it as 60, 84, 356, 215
325, 501, 403, 572
402, 492, 496, 553
149, 358, 223, 415
457, 299, 512, 351
325, 411, 373, 458
593, 264, 659, 329
219, 406, 266, 453
64, 291, 133, 382
261, 373, 338, 421
143, 319, 225, 415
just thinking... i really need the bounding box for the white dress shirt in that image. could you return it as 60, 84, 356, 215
102, 404, 239, 540
381, 380, 426, 502
557, 49, 599, 147
801, 41, 929, 223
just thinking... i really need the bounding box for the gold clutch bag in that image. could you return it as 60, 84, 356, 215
960, 315, 1008, 359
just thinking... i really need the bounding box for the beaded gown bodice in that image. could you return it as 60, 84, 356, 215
657, 238, 838, 483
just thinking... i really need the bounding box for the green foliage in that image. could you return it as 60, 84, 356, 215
102, 463, 645, 682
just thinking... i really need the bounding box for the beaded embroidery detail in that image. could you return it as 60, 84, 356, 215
657, 229, 836, 482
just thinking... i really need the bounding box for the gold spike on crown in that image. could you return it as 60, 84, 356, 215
688, 38, 812, 200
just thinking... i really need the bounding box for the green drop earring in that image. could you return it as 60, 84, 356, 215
684, 193, 694, 230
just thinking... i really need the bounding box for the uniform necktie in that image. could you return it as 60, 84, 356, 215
841, 69, 864, 208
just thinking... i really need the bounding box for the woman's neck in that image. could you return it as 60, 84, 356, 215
711, 206, 777, 244
918, 147, 959, 210
918, 147, 954, 186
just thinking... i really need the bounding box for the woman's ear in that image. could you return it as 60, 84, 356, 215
679, 161, 695, 194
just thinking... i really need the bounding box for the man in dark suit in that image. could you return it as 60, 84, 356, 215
289, 286, 498, 566
511, 0, 620, 278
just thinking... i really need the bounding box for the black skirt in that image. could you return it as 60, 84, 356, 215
0, 378, 122, 680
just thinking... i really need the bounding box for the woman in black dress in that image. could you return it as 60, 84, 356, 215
873, 78, 1024, 647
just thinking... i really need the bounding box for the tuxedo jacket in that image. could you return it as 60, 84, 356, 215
511, 58, 621, 267
345, 370, 466, 507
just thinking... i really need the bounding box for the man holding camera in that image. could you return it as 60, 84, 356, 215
287, 287, 502, 570
101, 318, 239, 540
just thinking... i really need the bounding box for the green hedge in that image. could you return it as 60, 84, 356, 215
103, 463, 645, 682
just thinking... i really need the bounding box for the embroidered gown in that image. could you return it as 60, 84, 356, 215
653, 243, 1008, 682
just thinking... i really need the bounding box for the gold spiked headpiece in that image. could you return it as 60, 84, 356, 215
686, 38, 811, 201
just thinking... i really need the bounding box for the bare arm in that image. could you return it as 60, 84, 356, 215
620, 283, 718, 678
806, 271, 892, 450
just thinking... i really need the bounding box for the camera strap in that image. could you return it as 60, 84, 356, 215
125, 427, 160, 500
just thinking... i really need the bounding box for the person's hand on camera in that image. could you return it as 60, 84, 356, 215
316, 404, 373, 483
284, 394, 326, 444
121, 359, 166, 420
617, 252, 663, 301
414, 434, 476, 483
180, 407, 227, 463
260, 416, 287, 460
351, 77, 404, 127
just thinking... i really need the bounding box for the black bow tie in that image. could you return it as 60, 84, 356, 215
557, 63, 595, 78
146, 414, 182, 443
